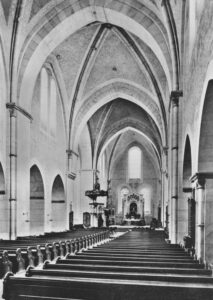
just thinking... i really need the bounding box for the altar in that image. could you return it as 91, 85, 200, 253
122, 193, 145, 223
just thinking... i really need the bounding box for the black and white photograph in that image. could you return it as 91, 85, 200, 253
0, 0, 212, 299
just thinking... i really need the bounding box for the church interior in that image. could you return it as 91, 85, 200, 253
1, 0, 213, 299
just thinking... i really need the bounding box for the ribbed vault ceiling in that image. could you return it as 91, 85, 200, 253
0, 0, 181, 177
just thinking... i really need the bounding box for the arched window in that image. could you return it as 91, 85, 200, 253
49, 78, 57, 133
40, 68, 48, 126
40, 68, 58, 134
128, 146, 141, 179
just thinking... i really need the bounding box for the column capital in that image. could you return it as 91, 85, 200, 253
66, 149, 79, 158
6, 103, 17, 117
170, 90, 183, 107
190, 172, 213, 188
162, 146, 168, 156
6, 102, 33, 121
68, 172, 76, 180
66, 149, 72, 159
183, 187, 192, 193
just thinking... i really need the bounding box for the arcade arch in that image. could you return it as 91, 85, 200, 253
30, 165, 45, 235
197, 79, 213, 263
51, 175, 66, 232
183, 135, 192, 187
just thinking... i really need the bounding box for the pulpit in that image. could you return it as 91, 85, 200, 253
85, 176, 108, 227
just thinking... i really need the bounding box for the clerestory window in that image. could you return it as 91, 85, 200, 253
40, 67, 57, 135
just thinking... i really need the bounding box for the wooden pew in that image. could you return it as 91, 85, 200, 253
44, 258, 212, 276
0, 230, 110, 278
3, 271, 213, 300
25, 262, 213, 284
3, 230, 213, 300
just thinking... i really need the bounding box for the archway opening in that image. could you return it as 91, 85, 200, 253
183, 136, 192, 186
198, 80, 213, 171
30, 165, 44, 235
198, 80, 213, 262
51, 175, 66, 232
183, 136, 194, 246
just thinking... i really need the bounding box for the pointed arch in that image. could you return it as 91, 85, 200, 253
198, 80, 213, 172
72, 80, 165, 152
197, 79, 213, 264
51, 174, 66, 232
30, 164, 44, 235
183, 135, 192, 187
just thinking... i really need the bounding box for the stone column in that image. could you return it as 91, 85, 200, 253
170, 91, 182, 244
6, 103, 33, 239
161, 147, 168, 228
191, 173, 205, 263
66, 150, 76, 229
7, 105, 17, 240
161, 172, 169, 228
181, 187, 193, 244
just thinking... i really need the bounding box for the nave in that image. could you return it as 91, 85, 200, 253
2, 229, 213, 300
1, 0, 213, 299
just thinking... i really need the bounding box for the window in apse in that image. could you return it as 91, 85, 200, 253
128, 146, 141, 179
